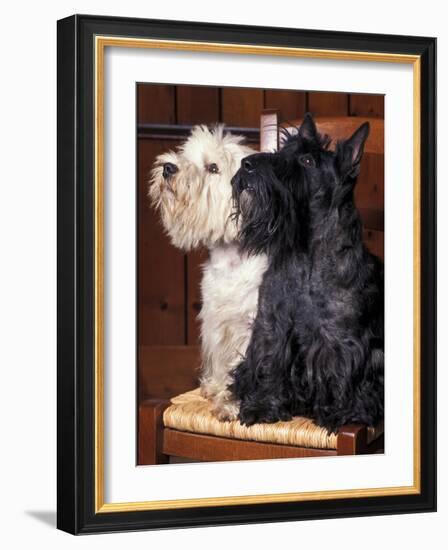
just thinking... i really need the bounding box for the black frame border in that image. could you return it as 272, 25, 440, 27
57, 14, 436, 534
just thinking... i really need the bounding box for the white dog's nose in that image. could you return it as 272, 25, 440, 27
163, 162, 178, 179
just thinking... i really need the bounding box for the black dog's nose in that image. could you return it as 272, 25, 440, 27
242, 158, 254, 173
163, 162, 178, 179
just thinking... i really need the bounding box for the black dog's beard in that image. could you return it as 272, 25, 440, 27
232, 168, 302, 259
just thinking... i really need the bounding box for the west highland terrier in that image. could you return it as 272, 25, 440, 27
230, 113, 384, 432
149, 125, 267, 420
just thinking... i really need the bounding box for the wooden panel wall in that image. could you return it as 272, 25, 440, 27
137, 85, 384, 401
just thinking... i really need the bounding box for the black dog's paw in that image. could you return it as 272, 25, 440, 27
237, 403, 262, 426
238, 409, 259, 426
238, 403, 292, 426
314, 414, 345, 435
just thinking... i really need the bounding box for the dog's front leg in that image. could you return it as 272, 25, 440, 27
231, 324, 294, 426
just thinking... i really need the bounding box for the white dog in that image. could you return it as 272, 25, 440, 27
149, 125, 267, 420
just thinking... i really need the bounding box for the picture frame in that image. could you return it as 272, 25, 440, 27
57, 14, 436, 534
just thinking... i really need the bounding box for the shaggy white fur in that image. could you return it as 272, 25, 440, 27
149, 125, 267, 420
199, 244, 267, 420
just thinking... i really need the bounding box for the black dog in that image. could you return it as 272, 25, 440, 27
230, 114, 384, 433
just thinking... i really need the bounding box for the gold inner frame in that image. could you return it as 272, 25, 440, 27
94, 36, 421, 513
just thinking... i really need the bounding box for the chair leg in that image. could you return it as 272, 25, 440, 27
336, 424, 368, 455
138, 398, 170, 465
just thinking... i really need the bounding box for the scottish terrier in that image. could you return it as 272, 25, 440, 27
230, 114, 384, 432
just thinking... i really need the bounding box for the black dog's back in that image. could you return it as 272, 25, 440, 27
230, 114, 384, 432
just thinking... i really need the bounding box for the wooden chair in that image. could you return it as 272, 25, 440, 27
138, 112, 385, 465
139, 392, 384, 465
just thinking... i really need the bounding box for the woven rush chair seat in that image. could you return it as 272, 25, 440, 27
163, 388, 383, 451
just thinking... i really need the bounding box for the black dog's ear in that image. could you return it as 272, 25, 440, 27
338, 122, 370, 179
298, 113, 318, 141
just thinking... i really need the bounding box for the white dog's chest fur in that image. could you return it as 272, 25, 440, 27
199, 243, 268, 413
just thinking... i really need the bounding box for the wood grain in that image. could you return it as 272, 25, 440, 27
139, 345, 200, 399
222, 87, 264, 127
350, 93, 385, 118
336, 425, 368, 455
355, 152, 384, 210
285, 116, 384, 154
138, 139, 186, 346
163, 429, 337, 461
138, 399, 170, 465
264, 89, 306, 122
137, 84, 176, 124
308, 91, 348, 116
363, 229, 384, 260
176, 85, 220, 125
187, 248, 208, 346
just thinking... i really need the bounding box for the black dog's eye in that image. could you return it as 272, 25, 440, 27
298, 154, 316, 168
206, 163, 219, 174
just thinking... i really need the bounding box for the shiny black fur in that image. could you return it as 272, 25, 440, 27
230, 114, 384, 433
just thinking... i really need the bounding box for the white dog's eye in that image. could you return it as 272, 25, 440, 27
206, 163, 219, 174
